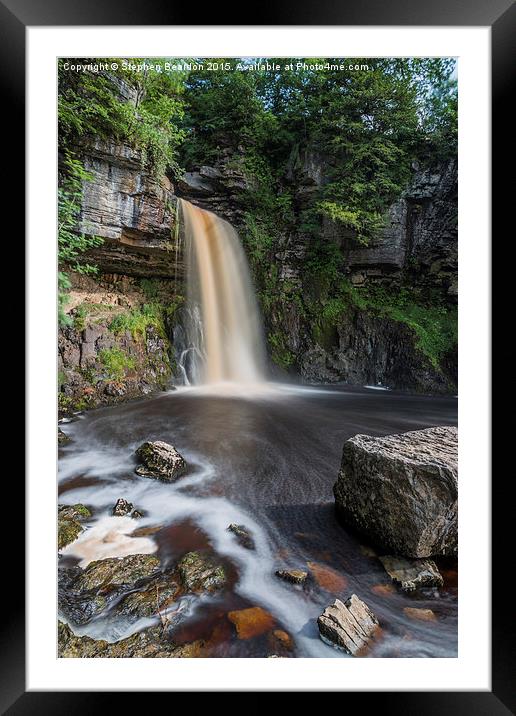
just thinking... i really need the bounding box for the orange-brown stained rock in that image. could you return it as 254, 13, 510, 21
307, 561, 348, 593
130, 525, 162, 537
227, 607, 275, 640
271, 629, 293, 650
371, 583, 397, 596
403, 607, 437, 622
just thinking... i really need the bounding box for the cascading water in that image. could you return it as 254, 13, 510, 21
178, 199, 267, 386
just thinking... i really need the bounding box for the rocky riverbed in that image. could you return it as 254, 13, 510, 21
58, 383, 458, 658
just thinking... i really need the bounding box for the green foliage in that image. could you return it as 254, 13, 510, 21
268, 331, 295, 370
99, 347, 136, 380
139, 278, 161, 301
108, 303, 165, 340
58, 152, 103, 325
58, 59, 186, 178
58, 272, 72, 326
343, 281, 457, 368
58, 152, 103, 270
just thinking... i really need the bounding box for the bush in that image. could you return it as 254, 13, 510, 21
108, 304, 165, 340
99, 347, 136, 380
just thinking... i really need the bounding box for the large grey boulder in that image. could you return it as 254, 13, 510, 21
333, 426, 457, 558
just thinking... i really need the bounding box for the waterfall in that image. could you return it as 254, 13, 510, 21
178, 199, 267, 386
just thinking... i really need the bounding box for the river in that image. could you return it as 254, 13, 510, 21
58, 382, 457, 658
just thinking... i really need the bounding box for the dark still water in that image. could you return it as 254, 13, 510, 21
58, 383, 458, 658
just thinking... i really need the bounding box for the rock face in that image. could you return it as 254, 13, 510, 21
334, 426, 458, 558
318, 595, 379, 655
270, 159, 458, 393
66, 127, 457, 397
58, 283, 173, 415
379, 555, 443, 592
135, 440, 187, 482
79, 137, 182, 279
342, 161, 458, 296
58, 621, 202, 658
298, 307, 456, 394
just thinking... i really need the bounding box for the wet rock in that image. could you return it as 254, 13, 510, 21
177, 551, 226, 593
131, 525, 162, 537
59, 504, 91, 521
227, 523, 255, 550
228, 607, 275, 640
379, 555, 443, 592
112, 498, 133, 516
334, 427, 458, 558
275, 569, 308, 585
307, 561, 348, 593
131, 509, 144, 519
58, 519, 84, 550
135, 440, 187, 482
58, 427, 71, 444
59, 554, 161, 625
318, 595, 380, 655
270, 629, 294, 651
104, 381, 126, 397
58, 504, 91, 550
58, 621, 202, 658
74, 554, 160, 592
403, 607, 437, 622
115, 570, 181, 618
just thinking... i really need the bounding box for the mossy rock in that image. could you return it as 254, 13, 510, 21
58, 621, 203, 658
58, 518, 84, 550
177, 551, 226, 593
58, 427, 71, 444
59, 554, 161, 626
115, 571, 182, 619
58, 504, 91, 550
73, 554, 161, 592
58, 504, 91, 521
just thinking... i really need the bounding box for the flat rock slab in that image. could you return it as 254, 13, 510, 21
135, 440, 187, 482
334, 426, 458, 557
318, 595, 379, 655
379, 555, 443, 592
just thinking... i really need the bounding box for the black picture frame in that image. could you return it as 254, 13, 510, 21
8, 0, 513, 710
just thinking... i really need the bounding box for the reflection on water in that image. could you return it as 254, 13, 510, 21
58, 383, 458, 658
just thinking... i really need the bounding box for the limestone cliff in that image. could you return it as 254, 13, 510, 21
59, 136, 457, 403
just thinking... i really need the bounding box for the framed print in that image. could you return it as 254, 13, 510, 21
7, 0, 512, 710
